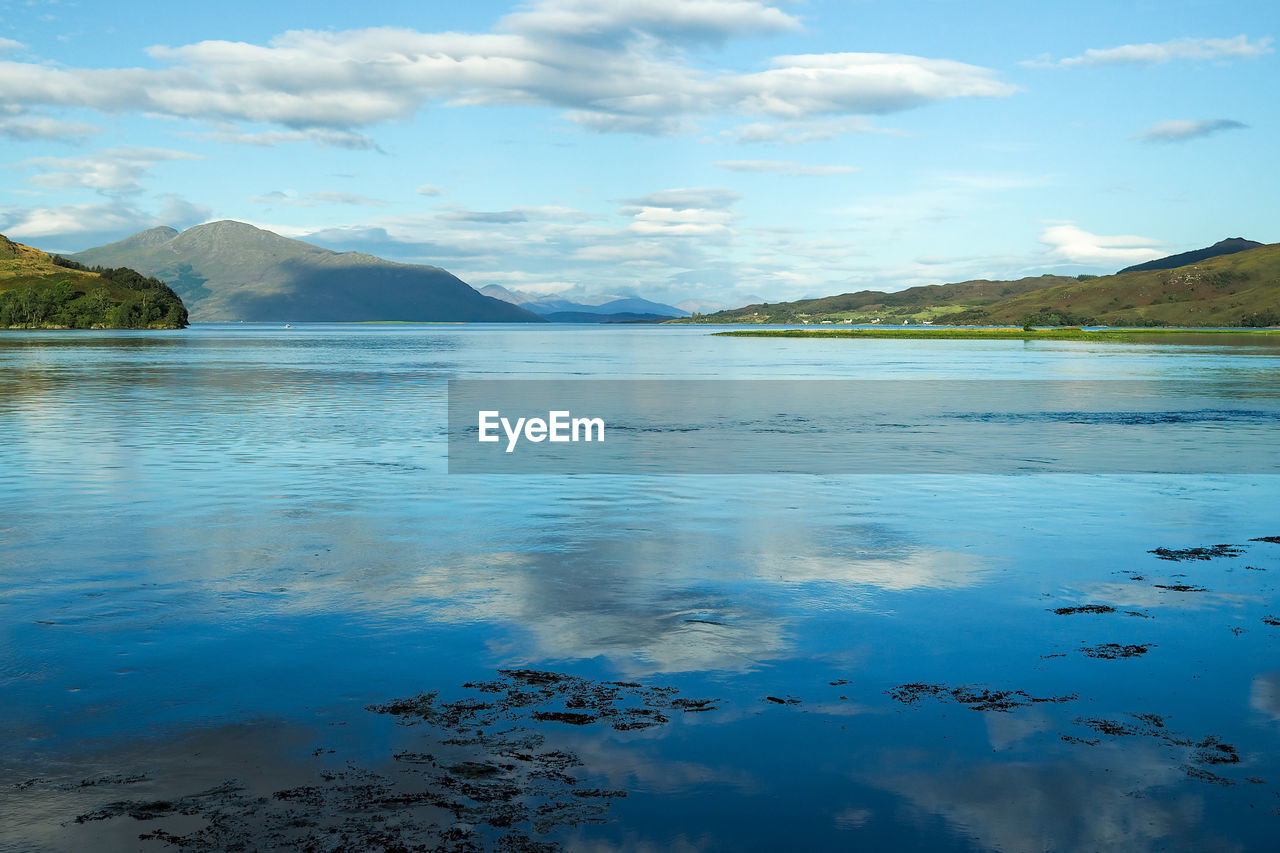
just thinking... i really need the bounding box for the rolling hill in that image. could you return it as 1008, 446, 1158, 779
70, 221, 543, 323
677, 239, 1279, 328
675, 274, 1080, 325
0, 233, 187, 329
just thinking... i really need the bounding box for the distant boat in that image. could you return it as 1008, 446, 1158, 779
284, 323, 292, 328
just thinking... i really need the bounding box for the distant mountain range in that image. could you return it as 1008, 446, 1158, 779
677, 238, 1279, 327
70, 221, 541, 323
480, 284, 688, 322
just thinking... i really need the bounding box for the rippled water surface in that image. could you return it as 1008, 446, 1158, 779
3, 324, 1280, 851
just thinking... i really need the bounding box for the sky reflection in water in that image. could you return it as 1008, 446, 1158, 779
2, 325, 1280, 851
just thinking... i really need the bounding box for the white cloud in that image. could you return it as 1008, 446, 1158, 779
724, 116, 901, 144
0, 9, 1016, 139
500, 0, 800, 44
0, 113, 99, 142
20, 146, 204, 194
185, 127, 379, 150
1036, 35, 1273, 68
414, 184, 445, 196
156, 195, 212, 229
1137, 118, 1247, 143
625, 187, 742, 209
0, 37, 24, 54
1039, 223, 1165, 266
723, 53, 1018, 118
0, 202, 151, 239
628, 205, 737, 237
308, 191, 388, 206
713, 159, 858, 176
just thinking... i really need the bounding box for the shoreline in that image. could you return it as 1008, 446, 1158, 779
713, 327, 1280, 341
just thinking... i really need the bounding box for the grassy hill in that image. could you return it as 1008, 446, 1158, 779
961, 242, 1280, 327
676, 242, 1280, 328
675, 274, 1080, 325
71, 221, 542, 323
0, 233, 187, 329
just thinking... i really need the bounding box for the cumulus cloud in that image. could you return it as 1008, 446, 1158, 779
20, 146, 204, 194
1032, 35, 1273, 68
723, 116, 899, 144
723, 53, 1017, 118
0, 2, 1016, 139
0, 198, 192, 244
0, 113, 99, 142
1137, 118, 1247, 143
185, 127, 379, 150
500, 0, 800, 44
156, 195, 212, 229
625, 187, 742, 209
712, 159, 859, 176
1039, 223, 1164, 266
0, 37, 23, 54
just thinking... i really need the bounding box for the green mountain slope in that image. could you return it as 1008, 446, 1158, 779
70, 221, 543, 323
0, 233, 188, 329
960, 242, 1280, 327
677, 241, 1280, 328
675, 274, 1080, 325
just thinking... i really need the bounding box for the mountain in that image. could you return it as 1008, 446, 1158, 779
480, 284, 688, 320
70, 221, 542, 323
1118, 238, 1264, 274
679, 241, 1280, 328
540, 311, 681, 324
478, 283, 540, 306
0, 233, 187, 329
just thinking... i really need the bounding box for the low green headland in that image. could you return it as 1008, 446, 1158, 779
677, 240, 1280, 329
0, 233, 188, 329
715, 327, 1280, 342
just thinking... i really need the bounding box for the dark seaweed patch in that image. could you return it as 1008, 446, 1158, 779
1051, 604, 1116, 615
1153, 584, 1208, 592
1148, 545, 1243, 561
1250, 536, 1280, 544
887, 683, 1076, 712
70, 671, 713, 851
1080, 643, 1154, 659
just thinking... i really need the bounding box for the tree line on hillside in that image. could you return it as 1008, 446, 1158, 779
0, 257, 188, 329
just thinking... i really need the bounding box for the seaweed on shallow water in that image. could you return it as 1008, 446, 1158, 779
1148, 544, 1244, 561
69, 671, 716, 852
1080, 643, 1154, 659
887, 683, 1076, 712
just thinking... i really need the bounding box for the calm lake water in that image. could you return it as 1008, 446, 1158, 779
3, 324, 1280, 851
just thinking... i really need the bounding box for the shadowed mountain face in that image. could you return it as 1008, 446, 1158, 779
1118, 238, 1263, 274
70, 221, 543, 323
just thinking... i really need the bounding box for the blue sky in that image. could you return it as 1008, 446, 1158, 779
1, 0, 1276, 309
